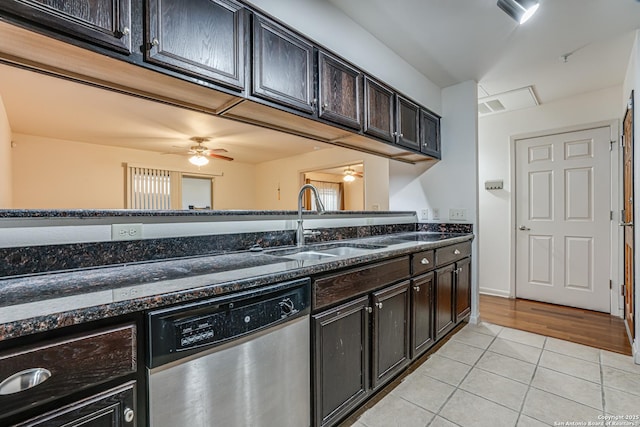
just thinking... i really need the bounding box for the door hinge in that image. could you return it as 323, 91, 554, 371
609, 279, 612, 290
610, 140, 615, 151
621, 135, 625, 148
621, 209, 626, 219
621, 284, 625, 296
610, 211, 614, 221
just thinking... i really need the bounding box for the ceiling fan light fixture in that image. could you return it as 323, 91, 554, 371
497, 0, 540, 24
189, 154, 209, 166
343, 174, 356, 182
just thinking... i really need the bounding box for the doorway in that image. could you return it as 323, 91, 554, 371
302, 163, 365, 211
514, 125, 613, 313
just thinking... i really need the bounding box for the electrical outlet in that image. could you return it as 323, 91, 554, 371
449, 208, 468, 221
112, 287, 140, 302
111, 223, 143, 241
420, 209, 429, 220
432, 208, 440, 220
371, 204, 380, 211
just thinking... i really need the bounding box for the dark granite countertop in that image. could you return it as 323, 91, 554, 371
0, 232, 473, 341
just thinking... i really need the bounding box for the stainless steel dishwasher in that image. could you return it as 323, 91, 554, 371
146, 278, 311, 427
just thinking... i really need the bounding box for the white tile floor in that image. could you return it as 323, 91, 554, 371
348, 322, 640, 427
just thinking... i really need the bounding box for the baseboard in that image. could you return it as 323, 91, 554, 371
634, 339, 640, 365
479, 288, 511, 298
468, 314, 480, 325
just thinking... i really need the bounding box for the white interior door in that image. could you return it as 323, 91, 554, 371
515, 127, 611, 312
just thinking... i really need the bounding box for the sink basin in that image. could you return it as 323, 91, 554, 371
266, 242, 386, 261
281, 251, 338, 261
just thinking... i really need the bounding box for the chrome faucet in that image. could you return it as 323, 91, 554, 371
297, 184, 326, 247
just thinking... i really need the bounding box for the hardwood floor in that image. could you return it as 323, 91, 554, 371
480, 294, 632, 355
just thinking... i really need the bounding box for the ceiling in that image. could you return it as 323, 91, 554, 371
0, 63, 331, 164
328, 0, 640, 105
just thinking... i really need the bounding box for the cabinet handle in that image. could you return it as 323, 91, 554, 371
375, 302, 383, 309
0, 368, 51, 395
414, 286, 420, 292
366, 306, 373, 313
454, 249, 461, 255
151, 37, 159, 47
124, 407, 135, 423
420, 257, 429, 265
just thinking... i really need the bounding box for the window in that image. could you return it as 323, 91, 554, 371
305, 179, 344, 211
126, 164, 218, 210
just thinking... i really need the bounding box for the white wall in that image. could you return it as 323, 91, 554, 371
623, 30, 640, 363
244, 0, 441, 114
478, 86, 621, 298
389, 80, 479, 322
0, 95, 12, 208
255, 147, 388, 210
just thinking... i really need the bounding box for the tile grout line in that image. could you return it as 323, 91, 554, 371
599, 349, 607, 418
514, 335, 548, 426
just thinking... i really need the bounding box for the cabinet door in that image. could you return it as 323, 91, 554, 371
318, 51, 362, 130
395, 95, 420, 150
313, 296, 370, 427
435, 264, 455, 340
411, 272, 434, 358
0, 0, 132, 53
252, 15, 315, 114
420, 109, 441, 158
17, 381, 136, 427
455, 257, 472, 321
371, 281, 410, 389
146, 0, 246, 90
364, 77, 394, 142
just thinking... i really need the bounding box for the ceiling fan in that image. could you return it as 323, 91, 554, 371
343, 166, 363, 182
171, 137, 234, 166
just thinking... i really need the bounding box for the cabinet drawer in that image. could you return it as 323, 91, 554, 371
435, 242, 471, 267
411, 250, 434, 276
0, 323, 136, 420
313, 256, 410, 310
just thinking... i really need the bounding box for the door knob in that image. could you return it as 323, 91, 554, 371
519, 226, 531, 231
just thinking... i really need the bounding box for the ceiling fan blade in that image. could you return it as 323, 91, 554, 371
355, 172, 364, 178
208, 153, 234, 161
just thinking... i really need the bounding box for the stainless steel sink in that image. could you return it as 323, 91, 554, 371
266, 243, 386, 261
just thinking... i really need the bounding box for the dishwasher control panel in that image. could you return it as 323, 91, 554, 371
147, 278, 310, 368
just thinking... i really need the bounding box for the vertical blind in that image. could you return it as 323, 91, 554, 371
128, 166, 172, 209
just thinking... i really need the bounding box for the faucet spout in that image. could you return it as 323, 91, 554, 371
297, 184, 325, 247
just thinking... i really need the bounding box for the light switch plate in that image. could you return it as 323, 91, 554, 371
432, 208, 440, 220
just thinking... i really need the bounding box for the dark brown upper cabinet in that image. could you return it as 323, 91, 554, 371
252, 15, 315, 114
395, 95, 421, 151
421, 109, 441, 158
317, 51, 362, 130
146, 0, 246, 91
0, 0, 132, 53
363, 76, 394, 142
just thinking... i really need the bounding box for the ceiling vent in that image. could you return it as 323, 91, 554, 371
478, 86, 539, 116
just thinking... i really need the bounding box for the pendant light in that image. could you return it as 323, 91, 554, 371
497, 0, 540, 24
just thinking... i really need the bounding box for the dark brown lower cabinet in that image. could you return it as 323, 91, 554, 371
16, 381, 136, 427
411, 272, 434, 358
455, 257, 472, 321
313, 296, 370, 427
313, 281, 410, 427
371, 281, 410, 389
435, 264, 455, 341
